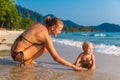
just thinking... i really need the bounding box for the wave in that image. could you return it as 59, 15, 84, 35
61, 32, 109, 37
81, 33, 108, 37
94, 34, 107, 37
53, 38, 120, 56
94, 44, 120, 56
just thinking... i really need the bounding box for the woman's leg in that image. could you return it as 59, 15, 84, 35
15, 45, 47, 65
24, 47, 47, 65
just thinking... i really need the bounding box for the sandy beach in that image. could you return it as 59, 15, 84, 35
0, 31, 120, 80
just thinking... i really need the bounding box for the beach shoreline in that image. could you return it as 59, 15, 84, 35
0, 30, 120, 80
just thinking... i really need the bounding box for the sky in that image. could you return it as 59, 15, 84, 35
16, 0, 120, 26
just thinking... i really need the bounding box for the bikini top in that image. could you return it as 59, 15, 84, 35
17, 34, 42, 45
11, 34, 42, 52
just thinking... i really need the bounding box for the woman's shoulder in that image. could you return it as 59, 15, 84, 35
32, 23, 47, 30
33, 23, 45, 27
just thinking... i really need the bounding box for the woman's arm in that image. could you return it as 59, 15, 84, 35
42, 30, 81, 70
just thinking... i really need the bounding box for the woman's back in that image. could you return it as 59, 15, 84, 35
12, 23, 47, 52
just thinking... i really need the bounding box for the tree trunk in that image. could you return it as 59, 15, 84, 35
1, 22, 5, 28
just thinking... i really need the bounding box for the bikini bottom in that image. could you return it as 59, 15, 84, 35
11, 51, 24, 64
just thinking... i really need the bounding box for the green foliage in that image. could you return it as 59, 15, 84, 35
0, 0, 36, 30
20, 18, 34, 29
15, 5, 45, 30
16, 5, 44, 24
63, 26, 79, 32
63, 26, 97, 32
0, 0, 97, 31
0, 0, 18, 29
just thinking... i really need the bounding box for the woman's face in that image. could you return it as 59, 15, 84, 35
51, 24, 63, 37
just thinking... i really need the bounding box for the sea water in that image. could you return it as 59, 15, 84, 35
0, 32, 120, 80
52, 32, 120, 56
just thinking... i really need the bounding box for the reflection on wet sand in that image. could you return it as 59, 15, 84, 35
8, 65, 40, 80
7, 64, 63, 80
0, 58, 95, 80
58, 70, 95, 80
79, 70, 95, 80
0, 51, 95, 80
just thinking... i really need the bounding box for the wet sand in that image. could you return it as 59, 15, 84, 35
0, 31, 120, 80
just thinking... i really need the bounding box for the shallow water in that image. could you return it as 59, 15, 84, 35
0, 51, 94, 80
53, 32, 120, 56
0, 65, 92, 80
1, 43, 120, 80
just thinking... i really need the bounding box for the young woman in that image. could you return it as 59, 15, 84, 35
11, 16, 81, 71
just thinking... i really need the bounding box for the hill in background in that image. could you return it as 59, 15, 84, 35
16, 5, 120, 32
94, 23, 120, 32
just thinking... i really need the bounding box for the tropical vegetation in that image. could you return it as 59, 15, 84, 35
0, 0, 120, 32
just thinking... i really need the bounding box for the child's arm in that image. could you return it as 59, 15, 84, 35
74, 53, 82, 66
90, 54, 96, 70
74, 53, 88, 71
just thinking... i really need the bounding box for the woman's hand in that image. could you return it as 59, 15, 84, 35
72, 65, 88, 71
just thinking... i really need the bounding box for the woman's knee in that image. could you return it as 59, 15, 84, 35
43, 47, 47, 53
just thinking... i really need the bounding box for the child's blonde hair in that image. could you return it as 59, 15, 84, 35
82, 41, 93, 49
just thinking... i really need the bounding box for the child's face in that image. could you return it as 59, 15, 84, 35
83, 44, 93, 54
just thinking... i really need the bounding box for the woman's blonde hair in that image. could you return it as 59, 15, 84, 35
45, 16, 64, 28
